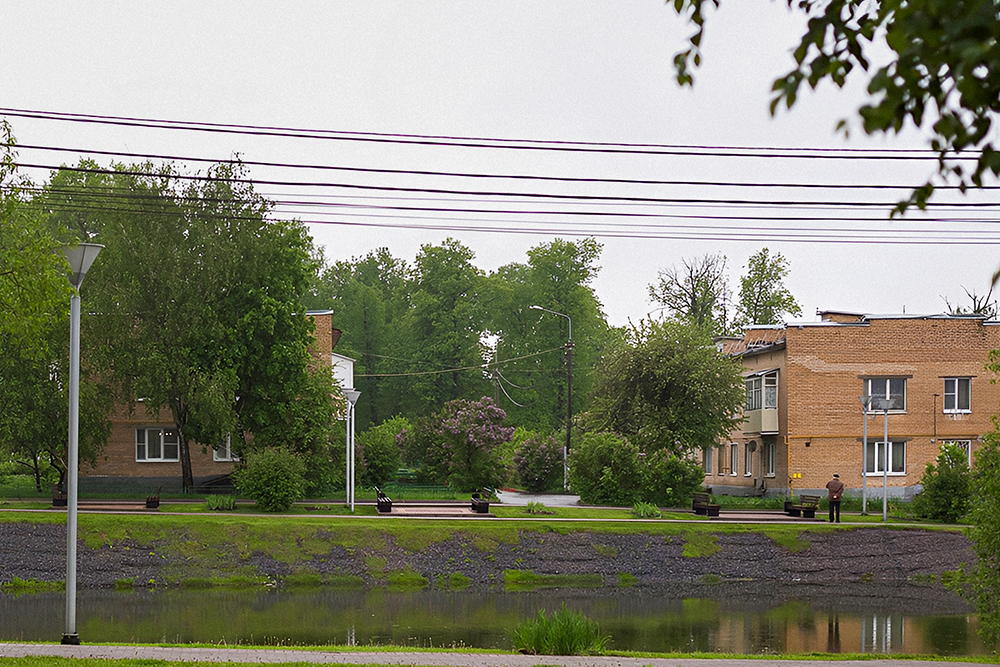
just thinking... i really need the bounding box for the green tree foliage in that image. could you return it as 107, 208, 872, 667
37, 160, 335, 491
733, 248, 801, 331
408, 239, 491, 411
584, 319, 745, 454
912, 442, 972, 522
513, 433, 563, 492
487, 238, 610, 432
233, 447, 308, 512
0, 122, 68, 350
965, 433, 1000, 648
357, 416, 408, 488
671, 0, 1000, 210
568, 431, 643, 506
398, 396, 514, 491
306, 248, 413, 430
641, 449, 706, 508
648, 253, 730, 334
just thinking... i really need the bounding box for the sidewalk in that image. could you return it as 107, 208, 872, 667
1, 644, 994, 667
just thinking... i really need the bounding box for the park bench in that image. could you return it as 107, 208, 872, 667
145, 486, 161, 509
51, 484, 67, 508
375, 487, 393, 513
786, 494, 820, 518
471, 489, 490, 514
692, 491, 720, 517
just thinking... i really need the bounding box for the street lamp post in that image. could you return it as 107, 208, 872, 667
344, 389, 361, 513
530, 305, 572, 491
59, 242, 103, 646
873, 396, 892, 522
859, 394, 872, 515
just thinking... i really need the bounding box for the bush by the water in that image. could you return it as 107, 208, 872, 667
233, 447, 307, 512
512, 603, 609, 655
514, 433, 563, 492
913, 441, 972, 522
569, 431, 704, 507
358, 416, 408, 488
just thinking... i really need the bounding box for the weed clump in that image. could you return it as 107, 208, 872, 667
512, 603, 609, 655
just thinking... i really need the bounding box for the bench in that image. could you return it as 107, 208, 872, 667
471, 490, 490, 514
52, 484, 67, 508
786, 494, 820, 518
145, 486, 162, 509
375, 487, 393, 513
692, 491, 720, 517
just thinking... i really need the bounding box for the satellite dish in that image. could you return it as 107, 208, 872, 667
747, 440, 758, 452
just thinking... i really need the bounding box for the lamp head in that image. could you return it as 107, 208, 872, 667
61, 243, 104, 289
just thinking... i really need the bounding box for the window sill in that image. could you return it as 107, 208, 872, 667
943, 410, 971, 415
865, 472, 906, 477
135, 459, 180, 464
765, 473, 776, 478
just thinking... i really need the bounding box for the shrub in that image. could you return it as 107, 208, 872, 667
357, 416, 408, 488
641, 449, 706, 508
233, 447, 307, 512
569, 432, 642, 506
514, 433, 563, 492
631, 502, 661, 518
513, 603, 609, 655
913, 442, 972, 522
205, 494, 236, 511
398, 397, 513, 492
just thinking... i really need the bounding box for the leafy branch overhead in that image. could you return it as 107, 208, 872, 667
672, 0, 1000, 211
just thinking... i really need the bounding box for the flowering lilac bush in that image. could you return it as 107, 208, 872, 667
398, 396, 514, 492
514, 434, 563, 492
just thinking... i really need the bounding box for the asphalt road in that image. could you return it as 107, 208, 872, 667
1, 644, 997, 666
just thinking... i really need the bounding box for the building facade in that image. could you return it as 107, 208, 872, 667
706, 312, 1000, 499
80, 311, 346, 493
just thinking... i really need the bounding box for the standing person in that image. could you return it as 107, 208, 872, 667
826, 473, 845, 523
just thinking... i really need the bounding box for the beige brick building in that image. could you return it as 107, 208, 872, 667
705, 311, 1000, 499
80, 311, 344, 493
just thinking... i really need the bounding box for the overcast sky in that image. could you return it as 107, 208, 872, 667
3, 1, 999, 327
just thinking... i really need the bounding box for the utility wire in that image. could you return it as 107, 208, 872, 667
355, 345, 564, 378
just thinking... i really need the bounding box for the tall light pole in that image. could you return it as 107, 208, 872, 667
344, 388, 361, 512
530, 305, 572, 491
60, 242, 103, 646
859, 394, 872, 515
873, 396, 892, 522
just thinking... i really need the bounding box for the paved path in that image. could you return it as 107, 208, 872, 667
1, 644, 995, 666
495, 490, 581, 506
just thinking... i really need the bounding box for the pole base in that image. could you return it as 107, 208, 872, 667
61, 633, 80, 645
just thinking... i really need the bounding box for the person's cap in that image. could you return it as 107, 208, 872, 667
833, 473, 840, 478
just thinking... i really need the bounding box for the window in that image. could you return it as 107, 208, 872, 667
865, 378, 906, 412
717, 445, 726, 475
764, 441, 776, 477
213, 434, 239, 462
865, 439, 906, 474
745, 377, 761, 411
730, 443, 739, 476
702, 446, 713, 473
763, 373, 778, 409
942, 439, 973, 466
136, 427, 180, 462
744, 443, 753, 476
943, 378, 971, 413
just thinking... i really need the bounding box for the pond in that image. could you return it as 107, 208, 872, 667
0, 582, 987, 656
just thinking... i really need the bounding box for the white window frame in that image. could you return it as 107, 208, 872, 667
763, 372, 778, 410
865, 377, 906, 413
730, 443, 739, 476
136, 427, 180, 462
745, 377, 761, 411
213, 434, 239, 462
943, 378, 971, 413
717, 445, 726, 475
764, 441, 776, 477
865, 439, 906, 475
743, 443, 753, 476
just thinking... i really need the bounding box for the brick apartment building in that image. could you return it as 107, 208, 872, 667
80, 311, 350, 493
705, 311, 1000, 499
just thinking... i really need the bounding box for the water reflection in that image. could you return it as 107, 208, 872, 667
0, 585, 985, 656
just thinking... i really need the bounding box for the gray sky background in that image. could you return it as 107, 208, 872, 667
3, 1, 999, 327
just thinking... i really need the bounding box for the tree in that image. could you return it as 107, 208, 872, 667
398, 396, 513, 491
513, 433, 563, 492
584, 319, 745, 455
648, 254, 730, 334
944, 285, 998, 319
964, 432, 1000, 648
357, 416, 408, 488
39, 159, 335, 491
912, 442, 972, 523
568, 431, 644, 506
733, 248, 802, 331
671, 0, 1000, 211
486, 238, 610, 432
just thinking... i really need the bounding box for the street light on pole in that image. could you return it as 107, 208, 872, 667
529, 305, 572, 491
872, 396, 892, 522
59, 242, 103, 646
858, 394, 872, 515
344, 388, 361, 513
